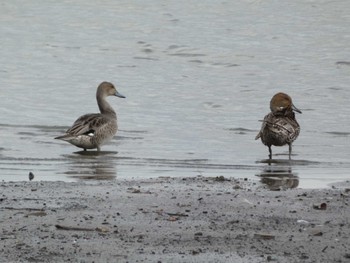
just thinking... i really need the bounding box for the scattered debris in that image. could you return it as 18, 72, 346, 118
336, 61, 350, 66
191, 249, 202, 255
29, 172, 34, 181
25, 211, 47, 217
313, 203, 327, 210
167, 216, 179, 221
242, 198, 254, 205
166, 212, 188, 217
254, 233, 275, 240
4, 207, 44, 211
214, 176, 226, 182
341, 190, 350, 198
297, 219, 310, 225
309, 229, 323, 236
128, 188, 152, 194
55, 225, 109, 233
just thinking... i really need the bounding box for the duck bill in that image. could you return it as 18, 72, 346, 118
115, 91, 126, 98
292, 104, 302, 114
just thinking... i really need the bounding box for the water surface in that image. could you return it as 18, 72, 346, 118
1, 0, 349, 188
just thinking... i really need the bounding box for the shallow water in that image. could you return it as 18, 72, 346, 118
1, 0, 349, 188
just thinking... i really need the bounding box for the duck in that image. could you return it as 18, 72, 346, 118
55, 82, 125, 151
255, 92, 302, 159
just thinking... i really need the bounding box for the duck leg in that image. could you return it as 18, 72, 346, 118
268, 146, 272, 159
288, 143, 292, 160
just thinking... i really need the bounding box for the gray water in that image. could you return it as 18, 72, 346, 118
1, 0, 349, 188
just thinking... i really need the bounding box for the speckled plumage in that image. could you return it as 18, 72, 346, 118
55, 82, 125, 151
256, 92, 301, 159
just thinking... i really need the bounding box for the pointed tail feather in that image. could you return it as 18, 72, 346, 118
55, 134, 74, 141
255, 133, 261, 140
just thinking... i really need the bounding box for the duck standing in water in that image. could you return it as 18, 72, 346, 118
55, 82, 125, 151
255, 92, 302, 159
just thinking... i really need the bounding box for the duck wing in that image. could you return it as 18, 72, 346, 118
275, 117, 300, 142
66, 113, 111, 136
258, 113, 300, 143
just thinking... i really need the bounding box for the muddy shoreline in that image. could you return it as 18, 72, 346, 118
1, 176, 349, 262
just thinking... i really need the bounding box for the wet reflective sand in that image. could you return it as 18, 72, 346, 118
1, 123, 349, 189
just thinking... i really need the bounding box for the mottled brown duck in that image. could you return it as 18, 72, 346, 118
256, 92, 301, 159
55, 82, 125, 151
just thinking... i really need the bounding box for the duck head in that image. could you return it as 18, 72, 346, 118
97, 81, 126, 98
270, 92, 301, 115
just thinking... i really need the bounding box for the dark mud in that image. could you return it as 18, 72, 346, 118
1, 176, 349, 262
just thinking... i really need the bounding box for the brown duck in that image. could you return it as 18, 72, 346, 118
256, 92, 302, 159
55, 82, 125, 151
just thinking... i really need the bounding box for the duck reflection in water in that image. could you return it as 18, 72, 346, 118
63, 151, 118, 181
256, 165, 299, 190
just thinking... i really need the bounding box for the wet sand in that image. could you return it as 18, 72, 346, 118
1, 176, 349, 263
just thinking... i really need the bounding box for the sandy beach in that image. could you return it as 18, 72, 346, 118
1, 176, 349, 263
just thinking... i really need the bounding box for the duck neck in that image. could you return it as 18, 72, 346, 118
97, 95, 116, 117
273, 108, 295, 119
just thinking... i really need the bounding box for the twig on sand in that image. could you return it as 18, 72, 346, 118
3, 207, 44, 211
55, 224, 109, 233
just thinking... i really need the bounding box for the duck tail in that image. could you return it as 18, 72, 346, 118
54, 134, 73, 141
